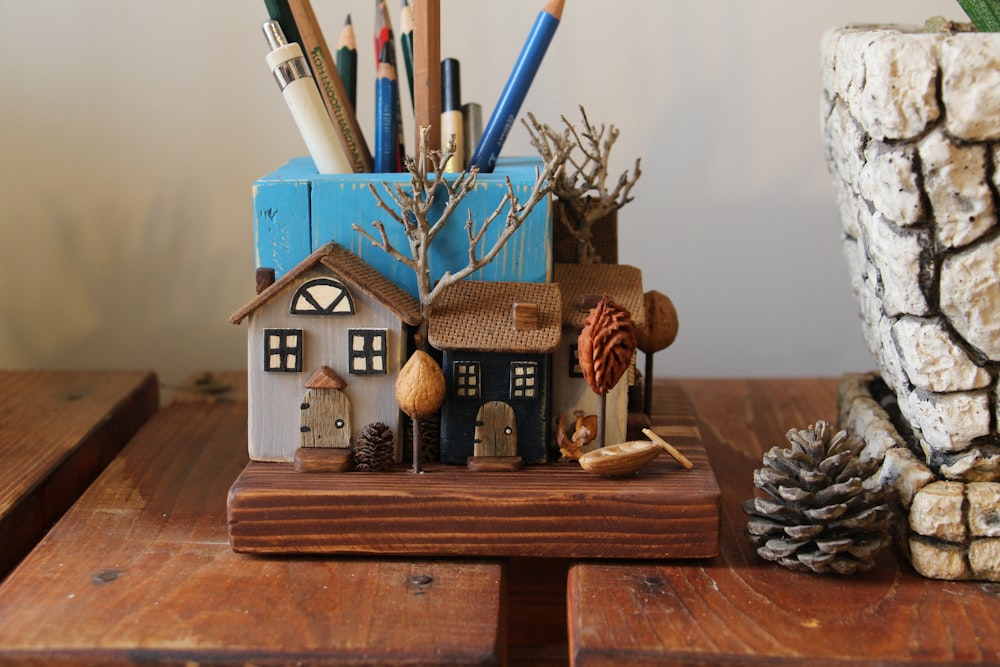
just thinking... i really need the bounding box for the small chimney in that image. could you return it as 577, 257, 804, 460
579, 293, 603, 312
512, 302, 539, 331
256, 267, 276, 294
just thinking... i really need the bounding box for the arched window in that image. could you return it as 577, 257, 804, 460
290, 278, 355, 315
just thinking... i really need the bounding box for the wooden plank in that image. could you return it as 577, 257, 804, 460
0, 374, 506, 666
412, 0, 441, 153
0, 369, 158, 579
228, 381, 719, 559
568, 378, 1000, 666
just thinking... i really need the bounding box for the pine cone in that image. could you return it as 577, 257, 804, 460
741, 421, 893, 575
403, 413, 440, 463
353, 422, 395, 472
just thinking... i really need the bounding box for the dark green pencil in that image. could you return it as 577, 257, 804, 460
336, 14, 357, 111
400, 0, 415, 109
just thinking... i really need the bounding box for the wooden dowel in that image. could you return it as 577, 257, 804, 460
642, 428, 694, 470
413, 0, 441, 155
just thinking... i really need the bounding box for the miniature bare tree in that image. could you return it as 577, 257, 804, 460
395, 350, 446, 474
524, 106, 642, 264
353, 127, 570, 348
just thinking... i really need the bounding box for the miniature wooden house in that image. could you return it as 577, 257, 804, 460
552, 263, 645, 448
428, 280, 563, 465
231, 243, 421, 462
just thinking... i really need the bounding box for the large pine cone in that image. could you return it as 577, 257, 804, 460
742, 421, 893, 575
353, 422, 395, 472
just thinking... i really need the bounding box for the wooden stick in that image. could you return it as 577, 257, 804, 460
413, 0, 441, 155
642, 428, 694, 470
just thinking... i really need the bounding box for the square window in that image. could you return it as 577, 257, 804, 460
349, 329, 388, 375
264, 329, 303, 373
510, 361, 539, 399
569, 344, 584, 378
454, 361, 480, 398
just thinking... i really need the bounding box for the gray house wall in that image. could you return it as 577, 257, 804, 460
246, 265, 408, 462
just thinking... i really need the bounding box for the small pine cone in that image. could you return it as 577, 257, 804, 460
741, 420, 894, 575
353, 422, 395, 472
403, 413, 441, 463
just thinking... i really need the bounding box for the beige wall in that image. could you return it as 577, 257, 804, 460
0, 1, 963, 386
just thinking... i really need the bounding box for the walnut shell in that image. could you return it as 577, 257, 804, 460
578, 441, 662, 477
636, 290, 678, 353
395, 350, 446, 418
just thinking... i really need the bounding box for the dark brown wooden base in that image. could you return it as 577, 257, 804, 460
467, 455, 523, 472
227, 383, 721, 559
293, 446, 353, 473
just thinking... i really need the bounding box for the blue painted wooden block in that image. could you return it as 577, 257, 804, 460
253, 157, 552, 296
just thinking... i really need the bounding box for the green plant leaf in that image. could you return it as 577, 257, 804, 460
957, 0, 1000, 31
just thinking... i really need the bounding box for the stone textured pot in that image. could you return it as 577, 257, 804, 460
822, 25, 1000, 580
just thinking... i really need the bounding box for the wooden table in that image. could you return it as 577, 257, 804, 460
2, 374, 999, 666
568, 379, 1000, 666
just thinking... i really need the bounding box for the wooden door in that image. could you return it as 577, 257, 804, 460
473, 401, 517, 457
300, 388, 352, 448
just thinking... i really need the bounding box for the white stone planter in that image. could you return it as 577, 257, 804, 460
822, 25, 1000, 580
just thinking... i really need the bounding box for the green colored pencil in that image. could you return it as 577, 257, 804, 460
400, 0, 415, 109
336, 14, 358, 111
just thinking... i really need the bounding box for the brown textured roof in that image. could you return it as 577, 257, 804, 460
554, 263, 645, 330
231, 243, 422, 326
428, 281, 562, 353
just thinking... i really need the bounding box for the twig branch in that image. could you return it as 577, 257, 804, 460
523, 105, 642, 263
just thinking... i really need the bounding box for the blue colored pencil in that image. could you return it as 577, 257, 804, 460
469, 0, 565, 173
375, 45, 400, 172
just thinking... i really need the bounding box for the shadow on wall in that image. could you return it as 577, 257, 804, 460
0, 181, 251, 387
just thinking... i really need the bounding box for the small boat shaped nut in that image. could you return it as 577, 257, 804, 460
578, 430, 694, 477
578, 441, 665, 477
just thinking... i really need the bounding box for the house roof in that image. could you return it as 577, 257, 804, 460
231, 243, 422, 326
554, 263, 645, 330
428, 281, 562, 354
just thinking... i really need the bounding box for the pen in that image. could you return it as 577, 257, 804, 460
375, 43, 400, 173
336, 15, 358, 111
462, 102, 482, 169
470, 0, 565, 173
264, 0, 302, 49
262, 20, 350, 174
441, 58, 463, 173
287, 0, 374, 173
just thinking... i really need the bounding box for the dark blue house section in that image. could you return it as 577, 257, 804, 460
438, 350, 552, 465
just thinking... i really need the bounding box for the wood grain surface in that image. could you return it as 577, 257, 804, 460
227, 382, 720, 559
568, 378, 1000, 666
0, 373, 506, 666
0, 369, 158, 578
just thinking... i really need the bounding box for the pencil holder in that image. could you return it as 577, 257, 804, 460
241, 156, 553, 464
252, 156, 553, 295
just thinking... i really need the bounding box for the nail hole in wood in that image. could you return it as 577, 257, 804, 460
91, 569, 122, 585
